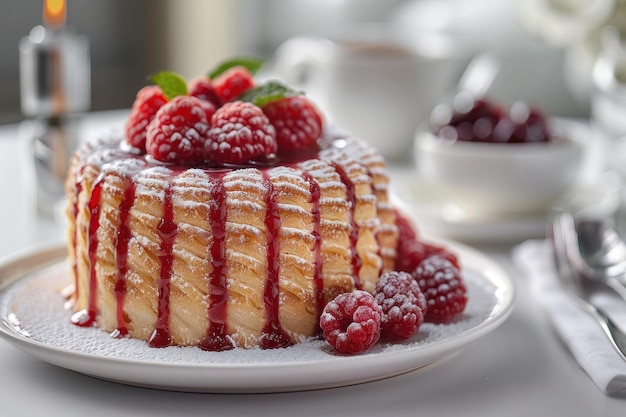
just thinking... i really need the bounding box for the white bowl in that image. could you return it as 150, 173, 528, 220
413, 118, 586, 215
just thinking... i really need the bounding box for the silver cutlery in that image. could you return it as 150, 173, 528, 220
550, 212, 626, 361
575, 218, 626, 300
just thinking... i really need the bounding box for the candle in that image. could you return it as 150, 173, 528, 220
18, 0, 91, 218
19, 0, 90, 118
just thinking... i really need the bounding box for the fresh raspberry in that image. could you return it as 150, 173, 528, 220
262, 96, 324, 155
125, 85, 168, 151
145, 95, 216, 164
428, 243, 460, 268
396, 238, 460, 273
188, 77, 222, 108
213, 66, 256, 103
395, 209, 418, 242
205, 101, 277, 164
412, 255, 468, 323
197, 98, 217, 120
320, 290, 382, 354
374, 271, 427, 340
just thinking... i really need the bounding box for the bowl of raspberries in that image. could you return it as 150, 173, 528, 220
413, 92, 585, 215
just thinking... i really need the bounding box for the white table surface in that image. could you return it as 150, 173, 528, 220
0, 111, 625, 416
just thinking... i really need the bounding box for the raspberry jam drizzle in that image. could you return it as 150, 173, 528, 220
112, 181, 136, 337
327, 161, 362, 290
70, 166, 86, 306
149, 182, 178, 348
260, 171, 292, 349
199, 173, 235, 351
300, 171, 324, 325
72, 174, 105, 327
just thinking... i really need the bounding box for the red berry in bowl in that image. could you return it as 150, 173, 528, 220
205, 101, 277, 164
450, 96, 500, 127
145, 96, 215, 164
491, 102, 551, 144
374, 271, 427, 340
262, 96, 323, 155
412, 255, 468, 323
456, 100, 502, 142
213, 66, 256, 103
125, 85, 168, 151
432, 94, 552, 144
510, 102, 549, 143
320, 290, 382, 354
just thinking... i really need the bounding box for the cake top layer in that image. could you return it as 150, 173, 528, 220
78, 127, 385, 175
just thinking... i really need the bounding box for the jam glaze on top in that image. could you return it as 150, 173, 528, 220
68, 132, 392, 350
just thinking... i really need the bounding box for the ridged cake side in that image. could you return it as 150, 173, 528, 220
65, 134, 398, 349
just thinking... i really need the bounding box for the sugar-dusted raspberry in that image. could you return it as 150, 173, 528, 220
125, 85, 168, 151
188, 77, 222, 108
374, 271, 427, 340
396, 238, 460, 273
320, 290, 382, 354
205, 101, 277, 164
145, 95, 216, 164
213, 66, 256, 103
262, 96, 323, 155
412, 255, 468, 323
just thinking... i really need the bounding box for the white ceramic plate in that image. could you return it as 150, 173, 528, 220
392, 171, 621, 244
0, 242, 514, 393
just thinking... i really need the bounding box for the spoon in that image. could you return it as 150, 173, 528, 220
551, 212, 626, 360
575, 217, 626, 299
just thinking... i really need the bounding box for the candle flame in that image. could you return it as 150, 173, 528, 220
43, 0, 66, 28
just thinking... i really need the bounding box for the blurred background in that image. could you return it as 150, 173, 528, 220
0, 0, 626, 150
4, 0, 625, 124
1, 0, 238, 124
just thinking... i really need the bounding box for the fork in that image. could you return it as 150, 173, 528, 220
551, 213, 626, 361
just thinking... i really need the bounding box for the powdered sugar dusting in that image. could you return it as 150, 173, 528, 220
1, 258, 502, 366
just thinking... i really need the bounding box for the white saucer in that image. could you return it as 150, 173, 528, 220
392, 170, 621, 244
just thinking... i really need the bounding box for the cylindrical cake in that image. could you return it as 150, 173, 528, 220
65, 133, 399, 350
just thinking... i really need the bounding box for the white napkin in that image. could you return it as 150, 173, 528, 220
512, 239, 626, 395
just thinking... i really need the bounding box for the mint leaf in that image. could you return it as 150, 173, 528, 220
149, 71, 187, 101
239, 81, 301, 107
208, 57, 265, 79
